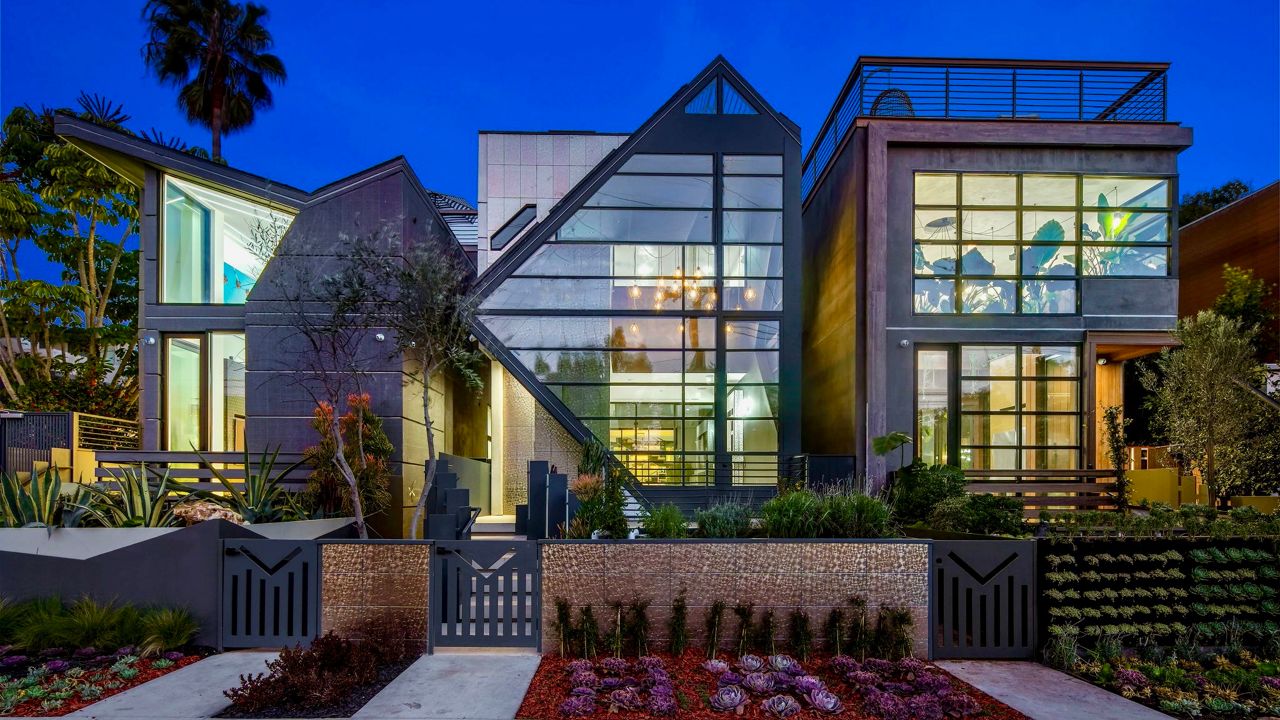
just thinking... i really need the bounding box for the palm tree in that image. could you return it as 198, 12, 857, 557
142, 0, 286, 162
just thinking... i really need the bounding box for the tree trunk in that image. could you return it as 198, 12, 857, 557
211, 103, 222, 162
330, 415, 367, 539
409, 368, 438, 540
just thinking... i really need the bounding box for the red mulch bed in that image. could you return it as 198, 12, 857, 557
6, 653, 206, 717
516, 651, 1029, 720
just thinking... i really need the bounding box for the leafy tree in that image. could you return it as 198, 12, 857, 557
1102, 405, 1132, 509
302, 392, 393, 519
142, 0, 286, 162
0, 95, 141, 416
1178, 179, 1251, 227
1141, 311, 1267, 504
1212, 264, 1278, 361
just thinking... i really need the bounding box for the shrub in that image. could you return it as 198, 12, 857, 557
890, 463, 967, 524
640, 504, 687, 539
302, 394, 393, 519
760, 490, 820, 538
223, 632, 383, 712
873, 606, 914, 660
695, 501, 752, 538
819, 490, 891, 538
668, 593, 688, 656
927, 493, 1025, 536
569, 473, 628, 539
139, 608, 198, 654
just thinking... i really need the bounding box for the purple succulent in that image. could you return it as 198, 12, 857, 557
761, 694, 801, 718
897, 656, 926, 675
599, 657, 630, 676
559, 695, 596, 717
0, 655, 28, 667
1260, 675, 1280, 690
863, 689, 909, 720
569, 670, 598, 689
905, 693, 947, 720
718, 671, 743, 687
863, 658, 896, 675
162, 651, 184, 662
650, 681, 674, 697
738, 654, 766, 673
829, 655, 859, 674
114, 646, 136, 657
636, 656, 664, 670
846, 670, 879, 687
914, 672, 952, 695
566, 659, 593, 674
792, 675, 825, 694
646, 668, 671, 685
769, 672, 794, 690
44, 660, 71, 673
807, 688, 844, 714
768, 654, 803, 675
598, 677, 624, 691
1114, 669, 1150, 690
743, 671, 775, 695
703, 658, 731, 675
647, 692, 678, 716
72, 647, 97, 659
570, 686, 597, 698
709, 685, 749, 713
882, 681, 915, 695
944, 692, 980, 717
607, 688, 644, 711
1190, 674, 1209, 689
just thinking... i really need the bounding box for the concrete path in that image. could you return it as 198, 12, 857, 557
63, 651, 277, 720
353, 649, 541, 720
937, 660, 1173, 720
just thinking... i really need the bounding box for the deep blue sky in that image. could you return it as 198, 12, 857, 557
3, 0, 1278, 268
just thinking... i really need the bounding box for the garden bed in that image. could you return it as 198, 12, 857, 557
516, 651, 1029, 720
1066, 652, 1279, 719
0, 647, 208, 717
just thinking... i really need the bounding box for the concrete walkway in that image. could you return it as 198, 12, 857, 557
353, 649, 541, 720
937, 660, 1173, 720
63, 651, 277, 720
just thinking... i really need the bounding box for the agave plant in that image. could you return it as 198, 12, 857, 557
0, 469, 62, 528
78, 467, 181, 528
198, 448, 305, 524
761, 694, 801, 718
709, 685, 749, 713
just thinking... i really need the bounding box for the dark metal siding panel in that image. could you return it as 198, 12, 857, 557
930, 539, 1036, 659
222, 539, 319, 648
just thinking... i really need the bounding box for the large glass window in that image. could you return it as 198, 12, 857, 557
913, 173, 1171, 314
164, 332, 247, 451
162, 177, 295, 304
479, 152, 785, 484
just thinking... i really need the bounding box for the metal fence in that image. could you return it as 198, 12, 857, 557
0, 412, 72, 475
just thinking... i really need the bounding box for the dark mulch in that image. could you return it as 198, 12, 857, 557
215, 658, 415, 719
516, 651, 1031, 720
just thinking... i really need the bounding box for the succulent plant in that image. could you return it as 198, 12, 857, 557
768, 654, 803, 675
807, 688, 844, 714
882, 681, 915, 695
703, 659, 731, 675
599, 657, 630, 676
647, 692, 678, 716
559, 695, 596, 717
914, 672, 951, 695
570, 686, 597, 698
761, 694, 801, 718
43, 660, 70, 673
830, 655, 859, 674
650, 681, 674, 696
709, 685, 749, 713
738, 654, 766, 673
113, 646, 136, 657
1114, 669, 1150, 691
599, 677, 624, 691
769, 671, 794, 690
863, 658, 895, 675
637, 656, 665, 670
608, 688, 644, 711
162, 651, 185, 662
793, 675, 825, 694
847, 670, 879, 687
570, 670, 598, 689
566, 659, 593, 674
646, 667, 671, 686
743, 671, 775, 695
0, 656, 28, 667
897, 657, 926, 675
718, 671, 743, 687
1261, 675, 1280, 690
863, 689, 908, 720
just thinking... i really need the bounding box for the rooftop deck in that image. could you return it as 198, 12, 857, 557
802, 57, 1171, 197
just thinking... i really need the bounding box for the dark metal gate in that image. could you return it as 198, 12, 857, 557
0, 412, 71, 475
931, 539, 1036, 659
432, 540, 539, 648
222, 540, 318, 648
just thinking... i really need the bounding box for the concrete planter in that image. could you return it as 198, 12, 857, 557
540, 539, 931, 657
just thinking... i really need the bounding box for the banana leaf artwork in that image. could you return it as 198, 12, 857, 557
1022, 219, 1076, 277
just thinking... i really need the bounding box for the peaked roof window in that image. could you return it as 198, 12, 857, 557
683, 77, 760, 116
721, 79, 758, 115
684, 81, 717, 114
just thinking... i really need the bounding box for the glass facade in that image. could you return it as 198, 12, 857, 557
912, 173, 1171, 314
914, 345, 1081, 472
162, 176, 295, 304
478, 153, 784, 484
164, 332, 247, 452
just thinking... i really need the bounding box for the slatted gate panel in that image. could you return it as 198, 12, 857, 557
433, 541, 539, 648
222, 540, 318, 648
932, 539, 1036, 659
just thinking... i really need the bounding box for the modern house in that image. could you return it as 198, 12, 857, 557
40, 54, 1198, 535
801, 58, 1193, 505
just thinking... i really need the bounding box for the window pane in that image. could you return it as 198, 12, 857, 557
725, 320, 780, 349
962, 174, 1017, 205
1022, 380, 1078, 412
963, 447, 1018, 470
165, 337, 202, 450
962, 346, 1017, 377
914, 244, 958, 276
558, 209, 712, 243
916, 349, 950, 465
723, 279, 782, 311
585, 175, 712, 208
480, 278, 611, 311
517, 350, 610, 382
724, 245, 783, 277
726, 351, 779, 382
1084, 210, 1168, 244
914, 279, 954, 313
1022, 210, 1076, 243
480, 315, 712, 349
724, 176, 783, 209
728, 386, 779, 419
915, 173, 957, 205
724, 155, 782, 175
1022, 415, 1079, 446
961, 280, 1016, 313
723, 211, 782, 243
1020, 244, 1076, 276
163, 182, 211, 303
962, 210, 1017, 242
961, 413, 1018, 446
1021, 346, 1079, 377
1022, 175, 1076, 206
1083, 177, 1169, 209
1021, 280, 1076, 313
209, 333, 246, 452
1022, 448, 1079, 470
962, 380, 1017, 412
619, 154, 713, 174
1081, 246, 1168, 276
914, 209, 958, 240
961, 245, 1017, 276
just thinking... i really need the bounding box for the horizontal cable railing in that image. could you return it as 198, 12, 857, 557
802, 58, 1170, 198
94, 450, 311, 492
73, 412, 141, 451
964, 468, 1119, 516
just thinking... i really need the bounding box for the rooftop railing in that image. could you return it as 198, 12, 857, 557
802, 57, 1170, 198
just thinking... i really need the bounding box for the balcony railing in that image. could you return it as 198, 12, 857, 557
802, 57, 1170, 198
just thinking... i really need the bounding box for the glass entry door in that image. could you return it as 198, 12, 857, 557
164, 333, 247, 452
